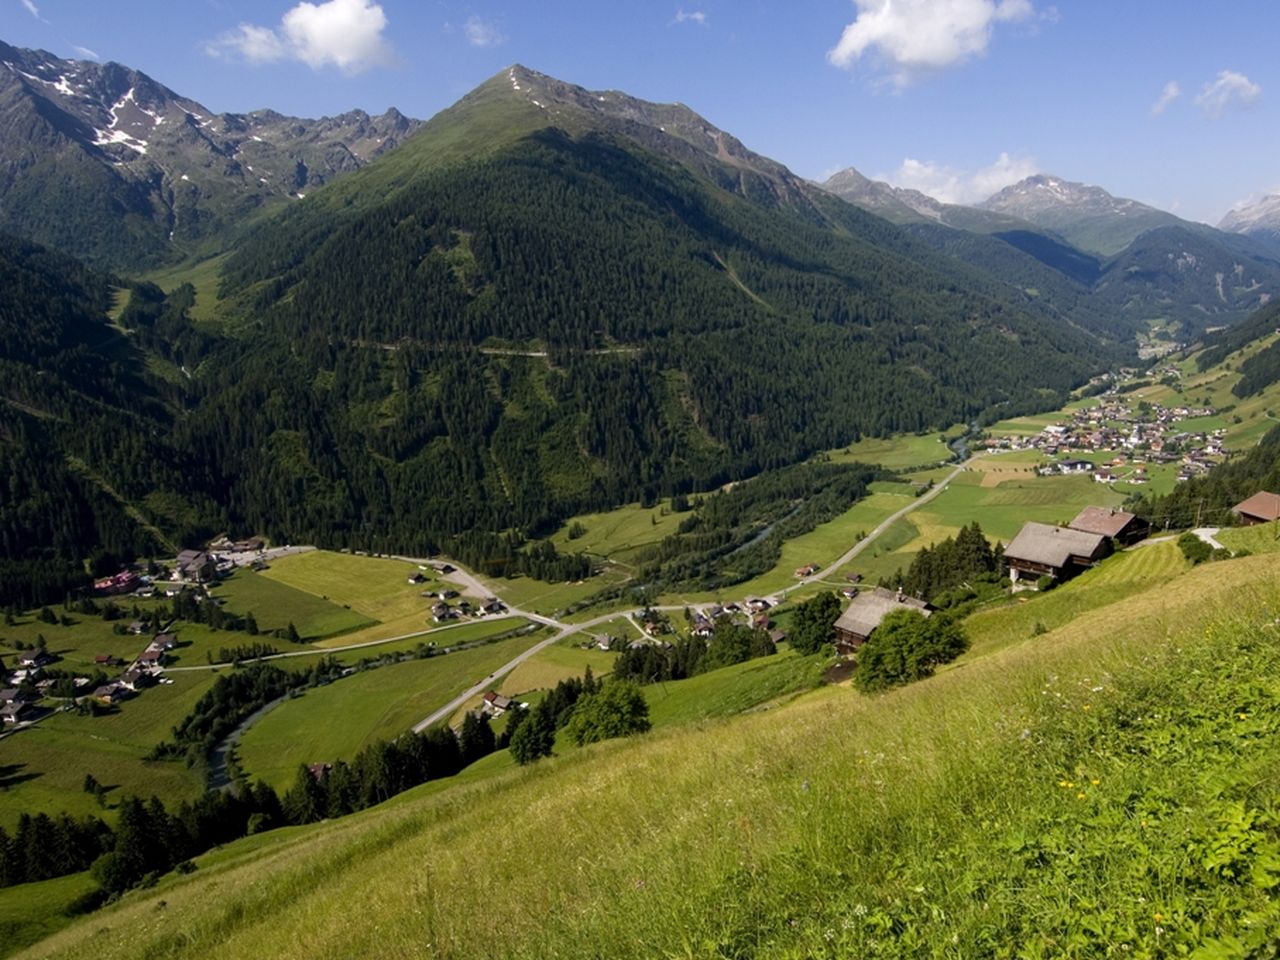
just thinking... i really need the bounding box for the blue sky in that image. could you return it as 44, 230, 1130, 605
3, 0, 1277, 224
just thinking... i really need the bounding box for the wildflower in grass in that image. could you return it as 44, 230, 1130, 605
1082, 704, 1091, 711
1091, 779, 1100, 786
1077, 792, 1086, 800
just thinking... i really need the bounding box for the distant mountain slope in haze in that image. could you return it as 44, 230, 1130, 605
820, 166, 1037, 234
822, 167, 1280, 337
1220, 193, 1280, 252
0, 40, 420, 269
977, 174, 1183, 256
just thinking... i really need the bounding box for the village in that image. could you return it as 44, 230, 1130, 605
0, 539, 517, 735
984, 382, 1227, 486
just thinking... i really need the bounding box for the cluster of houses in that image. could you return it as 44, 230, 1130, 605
410, 564, 504, 624
92, 540, 270, 603
0, 626, 178, 729
990, 395, 1226, 485
1, 647, 62, 725
828, 489, 1280, 658
87, 631, 177, 707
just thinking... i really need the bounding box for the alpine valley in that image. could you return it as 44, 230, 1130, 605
6, 34, 1280, 960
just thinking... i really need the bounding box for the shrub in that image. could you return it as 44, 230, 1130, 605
1177, 532, 1212, 565
565, 682, 651, 746
855, 610, 969, 692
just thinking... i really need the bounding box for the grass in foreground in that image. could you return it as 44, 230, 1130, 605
28, 554, 1280, 959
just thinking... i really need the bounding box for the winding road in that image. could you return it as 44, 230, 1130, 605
409, 455, 980, 731
178, 454, 978, 735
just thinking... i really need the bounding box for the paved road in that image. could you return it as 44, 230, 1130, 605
165, 613, 536, 672
1192, 527, 1227, 551
790, 458, 976, 593
411, 608, 625, 732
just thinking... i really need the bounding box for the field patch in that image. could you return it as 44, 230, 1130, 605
0, 671, 219, 830
238, 630, 546, 790
643, 648, 826, 728
210, 570, 374, 640
260, 551, 430, 622
500, 640, 617, 696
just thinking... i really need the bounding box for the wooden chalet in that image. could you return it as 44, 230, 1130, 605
1005, 522, 1111, 585
0, 688, 36, 706
1, 702, 37, 725
833, 587, 932, 656
1068, 506, 1150, 546
1232, 491, 1280, 526
481, 691, 514, 716
136, 648, 167, 669
174, 549, 218, 584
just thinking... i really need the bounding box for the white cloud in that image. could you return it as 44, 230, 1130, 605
19, 0, 38, 16
205, 0, 396, 74
879, 151, 1038, 205
1193, 69, 1261, 119
1150, 80, 1180, 116
72, 45, 100, 60
673, 9, 708, 25
463, 15, 504, 47
828, 0, 1037, 85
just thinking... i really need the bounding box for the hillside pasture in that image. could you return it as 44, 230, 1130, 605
28, 555, 1280, 959
0, 671, 220, 830
960, 539, 1190, 659
643, 648, 826, 729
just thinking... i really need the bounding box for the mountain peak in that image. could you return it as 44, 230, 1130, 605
1219, 193, 1280, 249
0, 38, 422, 269
977, 174, 1180, 255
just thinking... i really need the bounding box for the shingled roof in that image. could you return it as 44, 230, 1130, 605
1005, 522, 1108, 569
1069, 506, 1141, 540
834, 587, 931, 640
1233, 491, 1280, 523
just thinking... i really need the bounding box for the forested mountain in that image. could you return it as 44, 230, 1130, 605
0, 66, 1135, 604
0, 236, 194, 604
0, 40, 420, 270
192, 67, 1117, 539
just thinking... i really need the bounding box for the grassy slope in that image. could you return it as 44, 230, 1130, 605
23, 553, 1280, 959
236, 629, 544, 790
0, 672, 219, 830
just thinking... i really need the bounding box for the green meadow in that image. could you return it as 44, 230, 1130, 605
210, 569, 374, 640
237, 629, 547, 791
0, 671, 220, 830
838, 465, 1125, 584
498, 639, 618, 698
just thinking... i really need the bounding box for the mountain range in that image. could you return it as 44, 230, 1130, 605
821, 169, 1280, 336
0, 40, 420, 269
2, 41, 1279, 605
1220, 192, 1280, 251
